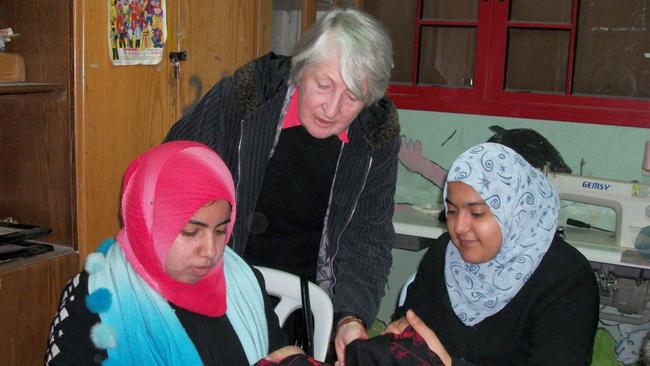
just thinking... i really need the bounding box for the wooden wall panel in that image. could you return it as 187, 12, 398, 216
74, 0, 173, 261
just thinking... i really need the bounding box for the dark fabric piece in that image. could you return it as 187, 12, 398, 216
165, 52, 401, 325
396, 233, 599, 366
256, 354, 324, 366
245, 126, 339, 280
345, 326, 444, 366
46, 267, 286, 365
255, 326, 444, 366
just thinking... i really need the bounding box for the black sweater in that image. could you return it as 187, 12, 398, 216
398, 233, 599, 366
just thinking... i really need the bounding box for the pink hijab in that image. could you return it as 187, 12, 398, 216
116, 141, 236, 316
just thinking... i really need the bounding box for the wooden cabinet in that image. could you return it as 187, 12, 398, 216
0, 3, 77, 365
0, 246, 79, 366
0, 1, 75, 247
2, 0, 270, 259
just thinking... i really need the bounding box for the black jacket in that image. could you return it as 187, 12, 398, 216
398, 233, 599, 366
165, 53, 400, 325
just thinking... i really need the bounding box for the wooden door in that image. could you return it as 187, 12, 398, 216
75, 1, 270, 262
172, 1, 271, 114
74, 0, 173, 262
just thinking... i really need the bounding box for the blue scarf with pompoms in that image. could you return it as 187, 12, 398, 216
84, 239, 268, 365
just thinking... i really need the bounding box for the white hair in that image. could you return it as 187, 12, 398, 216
290, 8, 393, 106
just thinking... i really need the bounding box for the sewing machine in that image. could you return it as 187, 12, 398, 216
545, 172, 650, 268
545, 172, 650, 330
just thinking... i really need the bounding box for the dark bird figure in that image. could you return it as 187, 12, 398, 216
487, 125, 572, 173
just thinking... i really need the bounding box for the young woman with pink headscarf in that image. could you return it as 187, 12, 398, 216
45, 141, 296, 365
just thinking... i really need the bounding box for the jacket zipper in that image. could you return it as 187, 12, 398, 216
234, 87, 292, 250
327, 153, 373, 293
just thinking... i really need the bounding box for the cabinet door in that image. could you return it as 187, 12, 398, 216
0, 250, 79, 366
172, 0, 269, 115
76, 0, 268, 261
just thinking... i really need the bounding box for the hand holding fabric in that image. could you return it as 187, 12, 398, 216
383, 316, 409, 336
335, 318, 368, 366
265, 346, 306, 363
344, 313, 445, 366
404, 310, 451, 366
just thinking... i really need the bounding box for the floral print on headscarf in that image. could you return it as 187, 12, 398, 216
443, 142, 560, 326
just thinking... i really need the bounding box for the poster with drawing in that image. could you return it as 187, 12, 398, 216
107, 0, 166, 65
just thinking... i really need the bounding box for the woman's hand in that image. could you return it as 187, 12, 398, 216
263, 345, 305, 363
405, 310, 452, 366
382, 315, 409, 335
334, 316, 368, 366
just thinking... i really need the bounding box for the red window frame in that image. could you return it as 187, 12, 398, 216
386, 0, 650, 128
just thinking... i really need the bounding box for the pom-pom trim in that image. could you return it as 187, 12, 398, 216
90, 323, 117, 349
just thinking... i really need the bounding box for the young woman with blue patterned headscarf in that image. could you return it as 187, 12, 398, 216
385, 143, 599, 366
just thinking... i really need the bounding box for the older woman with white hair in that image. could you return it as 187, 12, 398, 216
165, 8, 400, 362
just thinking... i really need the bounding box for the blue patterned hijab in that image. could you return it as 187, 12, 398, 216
443, 143, 560, 326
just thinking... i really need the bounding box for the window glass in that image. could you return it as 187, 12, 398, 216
506, 29, 570, 93
573, 0, 650, 98
510, 0, 572, 23
364, 0, 417, 83
419, 26, 476, 87
422, 0, 478, 21
271, 0, 303, 56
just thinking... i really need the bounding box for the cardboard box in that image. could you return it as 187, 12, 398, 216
0, 52, 26, 82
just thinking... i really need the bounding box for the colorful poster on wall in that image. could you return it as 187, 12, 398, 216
107, 0, 167, 65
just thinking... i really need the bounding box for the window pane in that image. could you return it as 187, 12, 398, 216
506, 29, 569, 93
573, 0, 650, 98
336, 0, 358, 7
510, 0, 572, 23
317, 0, 333, 12
422, 0, 478, 21
419, 26, 476, 87
271, 0, 302, 56
364, 0, 417, 83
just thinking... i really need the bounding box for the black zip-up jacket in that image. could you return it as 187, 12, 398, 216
397, 233, 599, 365
165, 53, 400, 325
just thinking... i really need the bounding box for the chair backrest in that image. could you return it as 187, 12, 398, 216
398, 272, 417, 308
255, 266, 333, 362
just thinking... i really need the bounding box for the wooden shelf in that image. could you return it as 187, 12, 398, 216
0, 82, 65, 95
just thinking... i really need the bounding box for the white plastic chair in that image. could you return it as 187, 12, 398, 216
255, 266, 333, 362
397, 272, 417, 308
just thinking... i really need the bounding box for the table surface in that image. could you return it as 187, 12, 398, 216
392, 207, 650, 270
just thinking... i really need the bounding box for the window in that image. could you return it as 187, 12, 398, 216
362, 0, 650, 128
